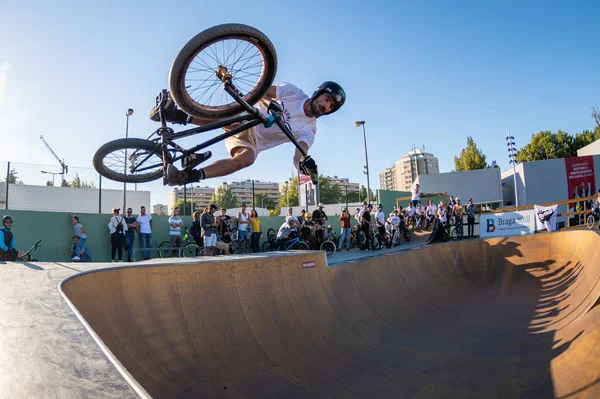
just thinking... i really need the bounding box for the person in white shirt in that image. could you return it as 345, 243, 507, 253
411, 183, 423, 208
425, 200, 437, 229
168, 207, 185, 256
415, 201, 425, 230
237, 204, 250, 251
405, 203, 416, 229
375, 204, 386, 245
136, 206, 153, 260
389, 210, 401, 245
162, 82, 346, 186
437, 201, 448, 225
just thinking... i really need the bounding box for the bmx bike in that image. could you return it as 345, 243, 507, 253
93, 23, 318, 186
16, 240, 42, 262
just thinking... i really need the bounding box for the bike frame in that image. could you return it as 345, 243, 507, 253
131, 77, 309, 181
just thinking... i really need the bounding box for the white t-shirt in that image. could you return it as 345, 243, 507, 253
136, 214, 152, 234
376, 211, 385, 225
427, 205, 437, 216
169, 216, 183, 236
238, 211, 249, 231
252, 83, 316, 154
390, 216, 400, 227
411, 189, 423, 201
415, 206, 424, 215
405, 207, 416, 217
438, 208, 447, 223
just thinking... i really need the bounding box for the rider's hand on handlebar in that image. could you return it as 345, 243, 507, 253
299, 155, 318, 183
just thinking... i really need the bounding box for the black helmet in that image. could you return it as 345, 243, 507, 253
311, 81, 345, 117
2, 215, 13, 224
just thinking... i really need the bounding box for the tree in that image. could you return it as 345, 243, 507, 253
210, 185, 240, 209
346, 190, 360, 203
46, 180, 53, 186
453, 136, 488, 170
254, 192, 277, 210
279, 176, 299, 207
359, 185, 375, 202
573, 130, 599, 151
7, 168, 23, 184
70, 173, 96, 188
174, 199, 193, 215
318, 176, 343, 205
516, 130, 576, 162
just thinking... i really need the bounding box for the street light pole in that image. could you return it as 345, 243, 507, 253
41, 170, 63, 186
506, 132, 519, 207
285, 181, 289, 207
123, 108, 134, 211
354, 121, 371, 203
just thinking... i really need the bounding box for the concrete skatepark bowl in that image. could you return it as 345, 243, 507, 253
55, 231, 600, 398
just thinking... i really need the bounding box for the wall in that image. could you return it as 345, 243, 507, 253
417, 168, 503, 205
577, 140, 600, 156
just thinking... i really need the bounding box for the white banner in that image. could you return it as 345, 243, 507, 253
479, 210, 535, 237
534, 204, 558, 232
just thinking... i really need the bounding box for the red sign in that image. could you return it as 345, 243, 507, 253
302, 261, 316, 269
565, 156, 595, 210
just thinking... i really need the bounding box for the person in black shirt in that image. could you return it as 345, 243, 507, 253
312, 203, 328, 243
301, 213, 317, 250
359, 202, 372, 252
123, 208, 138, 262
216, 208, 232, 243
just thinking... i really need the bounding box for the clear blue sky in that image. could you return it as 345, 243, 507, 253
2, 0, 599, 193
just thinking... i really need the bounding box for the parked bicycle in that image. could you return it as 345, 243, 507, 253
158, 227, 201, 258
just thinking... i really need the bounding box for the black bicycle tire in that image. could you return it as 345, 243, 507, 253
169, 23, 277, 120
295, 242, 309, 251
158, 241, 171, 258
267, 228, 276, 242
586, 215, 595, 229
404, 230, 412, 242
261, 241, 272, 252
320, 240, 336, 256
93, 138, 167, 183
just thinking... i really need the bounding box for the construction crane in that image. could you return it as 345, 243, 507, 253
40, 135, 68, 181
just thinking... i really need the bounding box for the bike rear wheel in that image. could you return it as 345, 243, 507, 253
293, 242, 309, 251
586, 215, 596, 229
267, 228, 276, 243
320, 240, 336, 256
158, 241, 172, 258
93, 138, 170, 183
183, 243, 201, 257
169, 23, 277, 120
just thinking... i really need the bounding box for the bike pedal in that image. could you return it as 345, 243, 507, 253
182, 151, 212, 171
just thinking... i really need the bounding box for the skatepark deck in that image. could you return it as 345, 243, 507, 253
2, 231, 600, 398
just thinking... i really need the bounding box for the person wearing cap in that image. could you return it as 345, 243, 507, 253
216, 208, 233, 243
236, 204, 250, 251
338, 208, 351, 251
108, 208, 128, 262
0, 215, 18, 261
466, 198, 477, 239
299, 213, 316, 249
452, 198, 464, 240
123, 208, 138, 262
358, 202, 372, 252
312, 203, 328, 242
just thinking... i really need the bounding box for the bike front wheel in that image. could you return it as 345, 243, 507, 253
320, 240, 336, 257
586, 215, 596, 229
183, 243, 201, 257
158, 241, 171, 258
93, 138, 169, 183
293, 242, 309, 251
169, 23, 277, 120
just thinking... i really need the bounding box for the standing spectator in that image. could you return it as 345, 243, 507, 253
426, 200, 437, 229
0, 215, 17, 261
438, 201, 448, 226
301, 213, 317, 250
202, 204, 218, 256
338, 208, 351, 251
375, 204, 386, 246
69, 213, 87, 262
358, 202, 372, 252
216, 208, 232, 243
123, 208, 138, 262
136, 206, 153, 260
169, 207, 185, 256
70, 236, 92, 262
108, 208, 127, 262
312, 203, 328, 242
237, 204, 249, 252
453, 198, 464, 240
190, 211, 203, 247
297, 209, 307, 225
466, 198, 477, 239
411, 183, 423, 208
249, 208, 261, 253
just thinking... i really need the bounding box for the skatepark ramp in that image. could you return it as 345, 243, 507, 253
60, 231, 600, 398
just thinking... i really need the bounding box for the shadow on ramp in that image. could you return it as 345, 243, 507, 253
60, 231, 600, 398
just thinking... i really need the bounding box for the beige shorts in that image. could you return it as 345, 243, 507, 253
215, 240, 229, 251
224, 128, 258, 159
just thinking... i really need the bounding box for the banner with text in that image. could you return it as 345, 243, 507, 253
479, 210, 536, 237
565, 156, 595, 211
299, 173, 317, 207
534, 204, 558, 232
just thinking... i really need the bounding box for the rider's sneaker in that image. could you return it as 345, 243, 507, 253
71, 256, 80, 261
149, 92, 191, 125
166, 164, 190, 186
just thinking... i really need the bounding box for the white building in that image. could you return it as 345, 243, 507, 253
168, 186, 215, 215
380, 147, 439, 191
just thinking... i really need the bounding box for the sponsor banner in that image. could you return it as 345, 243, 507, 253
534, 204, 558, 232
565, 156, 595, 211
299, 173, 317, 207
302, 261, 316, 269
479, 210, 535, 238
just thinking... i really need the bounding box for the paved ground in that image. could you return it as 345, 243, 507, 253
2, 230, 600, 398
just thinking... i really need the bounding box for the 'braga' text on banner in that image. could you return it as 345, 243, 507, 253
479, 210, 536, 237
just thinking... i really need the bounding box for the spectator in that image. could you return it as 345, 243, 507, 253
438, 201, 448, 226
301, 213, 317, 250
297, 209, 306, 225
358, 202, 372, 252
466, 198, 477, 239
69, 213, 87, 262
108, 208, 127, 262
201, 204, 218, 256
453, 198, 464, 240
0, 215, 17, 261
285, 208, 301, 232
324, 225, 336, 242
426, 199, 437, 229
312, 203, 328, 242
249, 208, 261, 253
415, 201, 425, 230
354, 207, 361, 226
389, 210, 401, 246
216, 208, 232, 243
405, 202, 416, 228
169, 207, 185, 256
338, 208, 351, 251
237, 204, 250, 252
70, 236, 92, 262
190, 211, 203, 247
411, 183, 423, 208
136, 206, 153, 260
375, 204, 386, 246
123, 207, 138, 262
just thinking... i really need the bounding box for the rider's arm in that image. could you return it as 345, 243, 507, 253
293, 141, 310, 171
